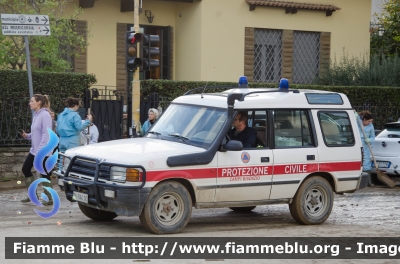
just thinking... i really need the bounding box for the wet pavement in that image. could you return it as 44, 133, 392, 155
1, 184, 400, 264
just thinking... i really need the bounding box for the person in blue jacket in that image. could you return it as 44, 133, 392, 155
356, 110, 375, 187
57, 98, 92, 153
141, 108, 160, 135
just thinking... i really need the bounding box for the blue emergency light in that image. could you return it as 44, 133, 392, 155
279, 78, 289, 91
238, 76, 249, 88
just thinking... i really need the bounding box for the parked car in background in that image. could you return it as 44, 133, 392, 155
371, 121, 400, 181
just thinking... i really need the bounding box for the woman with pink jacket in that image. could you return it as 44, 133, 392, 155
20, 94, 53, 204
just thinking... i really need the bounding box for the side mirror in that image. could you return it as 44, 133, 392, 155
221, 140, 243, 152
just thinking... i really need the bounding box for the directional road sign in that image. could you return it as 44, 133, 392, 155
1, 24, 51, 36
0, 14, 51, 109
1, 14, 50, 36
1, 14, 49, 25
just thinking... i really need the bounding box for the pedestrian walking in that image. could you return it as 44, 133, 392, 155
49, 109, 57, 132
20, 94, 53, 204
356, 110, 375, 187
57, 98, 92, 153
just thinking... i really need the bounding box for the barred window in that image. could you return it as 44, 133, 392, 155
253, 29, 282, 82
292, 31, 320, 84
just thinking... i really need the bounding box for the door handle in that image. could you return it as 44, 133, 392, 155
261, 157, 270, 162
307, 155, 315, 160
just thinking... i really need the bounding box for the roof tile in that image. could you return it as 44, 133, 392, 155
245, 0, 341, 11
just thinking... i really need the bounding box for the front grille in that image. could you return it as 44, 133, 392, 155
69, 159, 111, 181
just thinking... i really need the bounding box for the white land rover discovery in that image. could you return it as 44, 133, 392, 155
56, 86, 368, 234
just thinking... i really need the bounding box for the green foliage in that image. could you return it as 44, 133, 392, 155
140, 80, 277, 99
371, 0, 400, 56
316, 51, 400, 87
141, 80, 400, 130
0, 0, 89, 72
0, 69, 96, 95
0, 69, 97, 146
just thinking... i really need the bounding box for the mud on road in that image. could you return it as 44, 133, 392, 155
1, 185, 400, 264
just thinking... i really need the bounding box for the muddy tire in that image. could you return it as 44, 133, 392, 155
289, 176, 333, 225
78, 203, 118, 221
139, 181, 192, 234
229, 206, 256, 212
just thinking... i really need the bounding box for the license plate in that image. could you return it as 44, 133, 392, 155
371, 161, 391, 168
73, 191, 88, 204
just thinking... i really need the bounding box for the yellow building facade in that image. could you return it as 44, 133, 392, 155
66, 0, 371, 87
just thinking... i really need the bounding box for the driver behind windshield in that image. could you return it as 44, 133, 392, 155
227, 111, 257, 148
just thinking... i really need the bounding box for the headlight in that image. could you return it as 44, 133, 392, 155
110, 166, 127, 183
110, 166, 141, 183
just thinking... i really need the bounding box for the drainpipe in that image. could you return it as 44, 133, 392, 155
132, 0, 141, 133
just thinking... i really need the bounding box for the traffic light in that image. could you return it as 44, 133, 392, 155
125, 32, 143, 71
141, 34, 160, 71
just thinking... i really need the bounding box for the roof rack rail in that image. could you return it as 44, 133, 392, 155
239, 89, 300, 101
183, 86, 237, 95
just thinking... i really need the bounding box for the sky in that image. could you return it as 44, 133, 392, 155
371, 0, 384, 22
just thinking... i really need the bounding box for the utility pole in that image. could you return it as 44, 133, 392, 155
132, 0, 141, 133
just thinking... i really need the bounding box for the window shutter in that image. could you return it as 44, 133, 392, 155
244, 27, 254, 82
74, 20, 88, 73
117, 23, 128, 93
319, 32, 331, 74
282, 30, 294, 83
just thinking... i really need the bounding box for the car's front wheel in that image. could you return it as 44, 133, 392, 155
139, 181, 192, 234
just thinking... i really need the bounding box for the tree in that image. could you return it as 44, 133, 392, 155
371, 0, 400, 56
0, 0, 89, 72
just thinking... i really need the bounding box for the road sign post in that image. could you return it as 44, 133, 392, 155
1, 14, 51, 101
24, 36, 33, 99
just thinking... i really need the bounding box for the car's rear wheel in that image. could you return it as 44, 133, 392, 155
78, 203, 118, 221
139, 181, 192, 234
229, 206, 256, 212
289, 176, 333, 225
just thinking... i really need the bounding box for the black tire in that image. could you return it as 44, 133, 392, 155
229, 206, 256, 212
289, 176, 333, 225
139, 181, 192, 234
78, 203, 118, 221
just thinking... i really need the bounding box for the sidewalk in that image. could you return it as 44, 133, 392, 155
0, 179, 26, 191
0, 175, 57, 191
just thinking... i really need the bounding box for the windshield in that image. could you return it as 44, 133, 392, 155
146, 104, 227, 149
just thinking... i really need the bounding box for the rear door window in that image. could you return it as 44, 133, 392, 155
318, 111, 355, 146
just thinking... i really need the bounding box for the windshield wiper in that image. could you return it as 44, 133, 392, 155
148, 131, 161, 138
168, 133, 189, 141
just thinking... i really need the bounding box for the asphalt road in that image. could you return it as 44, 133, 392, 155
1, 184, 400, 264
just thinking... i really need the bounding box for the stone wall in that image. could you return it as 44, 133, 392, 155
0, 147, 32, 180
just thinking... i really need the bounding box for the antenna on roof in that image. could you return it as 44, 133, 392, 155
201, 67, 215, 99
